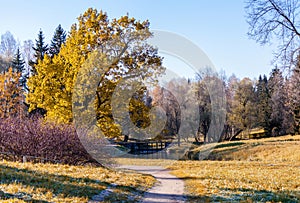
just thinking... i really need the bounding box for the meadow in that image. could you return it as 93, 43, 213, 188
117, 135, 300, 202
170, 161, 300, 202
0, 135, 299, 202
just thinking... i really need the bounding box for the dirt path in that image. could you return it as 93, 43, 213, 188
118, 165, 186, 203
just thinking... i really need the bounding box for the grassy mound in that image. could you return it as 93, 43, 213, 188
184, 135, 300, 162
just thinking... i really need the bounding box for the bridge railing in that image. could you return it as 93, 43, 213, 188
116, 141, 172, 154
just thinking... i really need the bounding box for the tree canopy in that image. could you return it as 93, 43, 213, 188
27, 8, 164, 139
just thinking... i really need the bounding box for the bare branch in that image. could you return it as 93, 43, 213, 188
245, 0, 300, 68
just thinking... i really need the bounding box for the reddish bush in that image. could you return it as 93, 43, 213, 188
0, 117, 101, 166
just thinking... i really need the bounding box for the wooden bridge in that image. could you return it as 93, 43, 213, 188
116, 141, 172, 154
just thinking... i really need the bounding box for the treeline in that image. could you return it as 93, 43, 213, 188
0, 8, 299, 149
151, 64, 299, 143
216, 66, 298, 140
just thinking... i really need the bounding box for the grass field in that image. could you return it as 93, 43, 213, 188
167, 135, 300, 202
1, 135, 299, 202
0, 160, 155, 202
116, 135, 300, 202
169, 161, 300, 202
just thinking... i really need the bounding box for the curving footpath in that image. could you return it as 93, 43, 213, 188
118, 165, 186, 203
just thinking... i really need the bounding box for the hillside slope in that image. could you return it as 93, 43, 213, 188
185, 135, 300, 163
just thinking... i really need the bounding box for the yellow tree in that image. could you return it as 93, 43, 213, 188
228, 78, 257, 134
0, 67, 23, 118
27, 8, 164, 139
27, 55, 69, 122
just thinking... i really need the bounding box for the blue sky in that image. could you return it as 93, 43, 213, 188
0, 0, 277, 79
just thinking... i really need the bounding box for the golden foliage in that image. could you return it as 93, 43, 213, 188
26, 8, 164, 140
0, 67, 23, 118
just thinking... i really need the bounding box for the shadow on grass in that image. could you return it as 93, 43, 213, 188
186, 187, 300, 203
141, 192, 188, 202
0, 164, 144, 202
1, 191, 50, 203
140, 188, 299, 203
214, 142, 245, 149
186, 146, 244, 161
265, 138, 300, 143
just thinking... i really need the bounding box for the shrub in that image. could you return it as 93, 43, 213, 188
0, 116, 101, 166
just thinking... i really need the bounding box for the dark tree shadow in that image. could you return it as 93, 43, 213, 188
186, 187, 300, 203
0, 164, 145, 202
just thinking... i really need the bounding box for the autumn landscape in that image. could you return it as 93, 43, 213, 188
0, 1, 299, 202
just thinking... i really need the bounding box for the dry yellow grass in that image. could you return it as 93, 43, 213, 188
114, 135, 300, 202
186, 135, 300, 162
6, 135, 295, 202
113, 157, 174, 166
0, 160, 155, 202
165, 135, 300, 202
169, 161, 300, 202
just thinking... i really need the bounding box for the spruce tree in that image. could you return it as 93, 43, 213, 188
48, 24, 66, 57
289, 58, 300, 134
12, 48, 25, 73
268, 68, 292, 135
33, 29, 48, 61
11, 48, 28, 90
256, 74, 271, 135
30, 29, 48, 75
